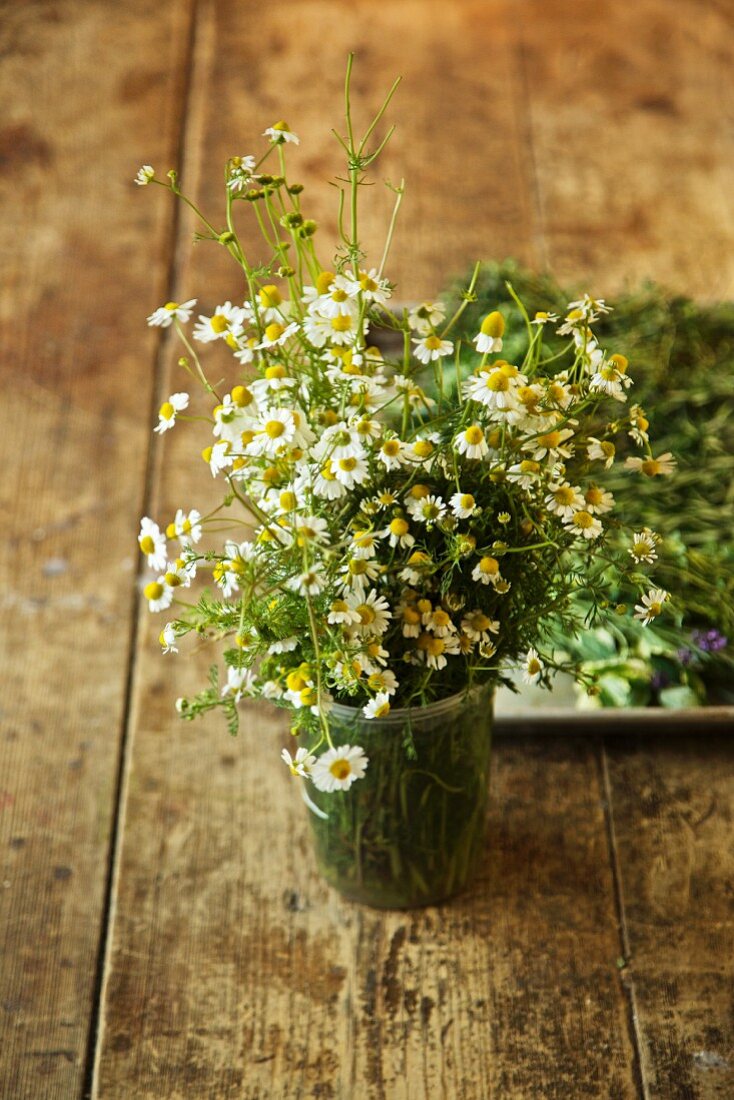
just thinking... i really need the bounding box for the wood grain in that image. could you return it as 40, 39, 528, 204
604, 737, 734, 1099
0, 3, 194, 1097
94, 2, 638, 1096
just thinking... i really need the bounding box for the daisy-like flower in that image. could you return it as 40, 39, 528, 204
416, 631, 461, 670
583, 485, 615, 515
587, 437, 616, 468
193, 301, 249, 343
383, 516, 414, 549
332, 454, 370, 489
203, 439, 233, 477
634, 588, 669, 625
292, 514, 330, 547
311, 744, 368, 792
143, 577, 174, 614
257, 284, 288, 323
377, 437, 408, 471
163, 558, 191, 591
464, 367, 519, 413
363, 692, 392, 719
545, 481, 584, 520
412, 333, 454, 364
338, 556, 381, 593
226, 154, 256, 193
589, 358, 633, 402
408, 300, 446, 334
454, 424, 489, 461
158, 622, 178, 654
473, 310, 505, 354
327, 598, 362, 626
471, 555, 503, 586
287, 569, 326, 597
564, 509, 603, 540
147, 299, 197, 327
154, 392, 189, 434
135, 164, 155, 186
531, 310, 559, 326
424, 607, 456, 637
256, 320, 299, 349
342, 268, 392, 306
349, 590, 392, 636
311, 462, 347, 500
351, 530, 380, 559
221, 666, 255, 703
629, 528, 660, 564
248, 408, 297, 458
407, 493, 447, 525
138, 517, 167, 571
281, 746, 317, 778
461, 610, 499, 643
523, 426, 575, 463
506, 459, 542, 490
263, 121, 300, 145
450, 492, 479, 519
624, 452, 676, 477
167, 508, 202, 546
523, 648, 544, 685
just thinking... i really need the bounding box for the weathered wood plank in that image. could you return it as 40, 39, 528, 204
95, 2, 637, 1096
0, 3, 194, 1097
604, 736, 734, 1100
517, 0, 734, 297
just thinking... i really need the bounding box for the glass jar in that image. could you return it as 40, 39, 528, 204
303, 684, 494, 908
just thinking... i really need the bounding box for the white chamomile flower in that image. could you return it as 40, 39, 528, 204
281, 746, 317, 778
407, 493, 447, 525
338, 556, 381, 593
363, 692, 392, 719
226, 154, 257, 193
268, 636, 299, 654
634, 588, 669, 625
168, 508, 202, 545
587, 437, 616, 468
143, 577, 173, 614
154, 392, 189, 434
377, 437, 408, 471
531, 310, 559, 326
138, 517, 167, 571
327, 599, 362, 626
461, 610, 499, 643
221, 666, 255, 702
464, 367, 519, 413
135, 164, 155, 186
163, 558, 191, 591
332, 454, 370, 489
506, 459, 542, 490
583, 485, 615, 515
523, 426, 575, 463
454, 424, 489, 461
624, 452, 676, 477
311, 462, 347, 500
545, 482, 584, 519
348, 590, 393, 636
287, 569, 326, 597
147, 299, 197, 327
158, 622, 178, 654
522, 648, 544, 685
383, 516, 414, 549
291, 514, 330, 547
412, 333, 454, 365
204, 439, 233, 477
473, 311, 505, 354
563, 509, 603, 540
248, 408, 297, 457
471, 556, 503, 587
311, 744, 369, 792
450, 492, 479, 519
256, 320, 299, 349
263, 121, 300, 145
629, 528, 660, 564
193, 301, 249, 343
424, 607, 456, 637
342, 268, 392, 305
408, 301, 446, 334
419, 632, 461, 670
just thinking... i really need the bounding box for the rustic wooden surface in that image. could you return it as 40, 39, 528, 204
1, 1, 733, 1098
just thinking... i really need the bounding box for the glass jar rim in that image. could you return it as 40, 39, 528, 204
328, 681, 494, 725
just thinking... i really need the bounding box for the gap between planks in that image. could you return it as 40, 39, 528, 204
84, 3, 200, 1095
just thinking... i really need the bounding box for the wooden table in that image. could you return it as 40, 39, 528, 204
2, 2, 733, 1097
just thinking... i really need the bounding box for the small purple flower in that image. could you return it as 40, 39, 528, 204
677, 646, 694, 667
691, 628, 728, 653
651, 670, 672, 691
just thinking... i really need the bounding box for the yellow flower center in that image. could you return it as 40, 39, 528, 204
331, 289, 348, 303
264, 323, 284, 343
403, 606, 421, 625
479, 556, 499, 575
329, 759, 352, 780
485, 371, 510, 392
432, 609, 450, 628
585, 487, 604, 506
374, 701, 391, 718
641, 459, 661, 476
331, 315, 352, 332
144, 582, 164, 601
159, 401, 174, 420
316, 271, 335, 294
520, 460, 540, 474
609, 353, 628, 374
553, 486, 576, 505
348, 559, 368, 576
413, 441, 433, 458
424, 334, 443, 350
338, 457, 357, 472
164, 572, 181, 587
573, 510, 595, 529
299, 687, 317, 707
459, 494, 475, 510
259, 285, 282, 309
265, 364, 286, 379
538, 431, 562, 449
409, 483, 430, 499
649, 601, 663, 616
390, 518, 409, 537
264, 419, 285, 439
210, 313, 229, 334
320, 464, 336, 481
425, 636, 445, 657
139, 535, 155, 555
164, 302, 178, 311
360, 274, 378, 292
286, 670, 307, 692
382, 439, 401, 456
480, 311, 505, 337
464, 425, 484, 446
231, 385, 253, 406
357, 604, 376, 626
